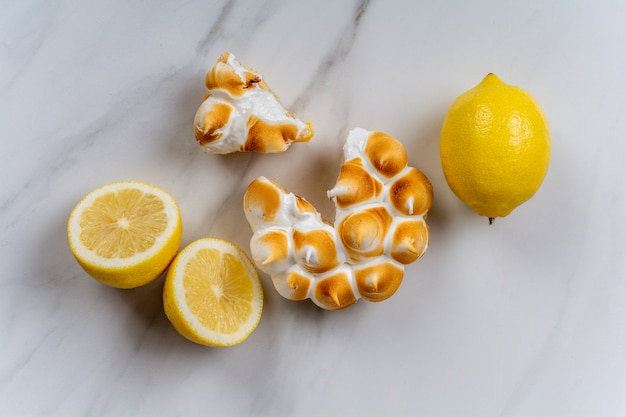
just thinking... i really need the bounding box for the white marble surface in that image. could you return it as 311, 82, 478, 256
2, 1, 625, 416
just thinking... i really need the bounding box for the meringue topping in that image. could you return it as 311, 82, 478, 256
327, 158, 384, 208
243, 128, 433, 310
364, 131, 408, 178
337, 206, 393, 262
250, 229, 291, 275
389, 167, 434, 216
194, 52, 314, 154
353, 259, 405, 302
292, 228, 343, 274
390, 219, 429, 264
312, 266, 358, 310
271, 265, 312, 301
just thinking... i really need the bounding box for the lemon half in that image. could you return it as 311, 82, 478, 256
67, 180, 182, 288
163, 238, 263, 347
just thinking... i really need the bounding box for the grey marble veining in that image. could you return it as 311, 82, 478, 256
1, 1, 625, 416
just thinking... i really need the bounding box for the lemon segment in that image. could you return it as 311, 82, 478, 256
67, 181, 182, 288
440, 73, 550, 221
163, 238, 263, 347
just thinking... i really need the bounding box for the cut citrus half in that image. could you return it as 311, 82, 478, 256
67, 180, 182, 288
163, 238, 263, 347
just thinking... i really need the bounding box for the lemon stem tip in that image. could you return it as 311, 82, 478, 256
488, 217, 495, 225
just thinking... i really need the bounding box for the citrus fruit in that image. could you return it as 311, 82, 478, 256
67, 180, 182, 288
163, 238, 263, 347
440, 73, 550, 223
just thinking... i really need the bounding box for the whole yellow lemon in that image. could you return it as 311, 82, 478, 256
440, 73, 550, 223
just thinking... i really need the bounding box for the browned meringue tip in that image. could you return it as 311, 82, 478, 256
338, 206, 393, 262
244, 115, 312, 153
244, 176, 319, 222
364, 131, 408, 178
251, 229, 290, 266
205, 52, 263, 97
389, 167, 434, 216
272, 268, 312, 301
243, 177, 284, 225
354, 261, 404, 302
292, 228, 341, 274
294, 195, 317, 215
390, 219, 429, 264
327, 157, 383, 208
194, 101, 233, 146
313, 271, 357, 310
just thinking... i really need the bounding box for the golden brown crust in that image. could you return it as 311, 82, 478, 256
298, 122, 315, 143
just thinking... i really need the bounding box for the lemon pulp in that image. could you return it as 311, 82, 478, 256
163, 238, 263, 347
67, 181, 182, 288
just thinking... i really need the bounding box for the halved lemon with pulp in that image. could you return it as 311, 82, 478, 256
163, 238, 263, 347
67, 180, 182, 288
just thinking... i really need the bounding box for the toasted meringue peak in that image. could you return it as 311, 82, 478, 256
337, 206, 393, 262
194, 52, 314, 154
364, 131, 408, 178
271, 265, 313, 301
243, 177, 287, 227
327, 158, 383, 208
390, 219, 429, 264
292, 228, 342, 274
294, 195, 318, 216
243, 128, 433, 310
353, 260, 404, 302
389, 167, 434, 216
205, 52, 264, 98
312, 266, 357, 310
194, 100, 234, 147
250, 228, 291, 275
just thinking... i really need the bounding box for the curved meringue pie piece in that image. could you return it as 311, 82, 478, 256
243, 128, 433, 310
194, 52, 314, 154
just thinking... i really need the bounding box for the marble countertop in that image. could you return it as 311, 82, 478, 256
2, 1, 625, 416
